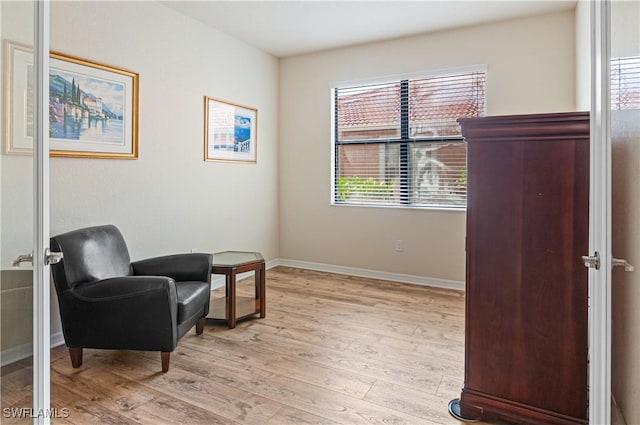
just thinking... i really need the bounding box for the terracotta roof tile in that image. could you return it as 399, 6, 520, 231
337, 73, 485, 137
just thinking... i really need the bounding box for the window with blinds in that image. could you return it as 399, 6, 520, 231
333, 70, 486, 208
611, 56, 640, 110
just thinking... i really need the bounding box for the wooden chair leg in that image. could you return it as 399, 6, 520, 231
161, 352, 170, 373
69, 347, 83, 368
196, 316, 205, 335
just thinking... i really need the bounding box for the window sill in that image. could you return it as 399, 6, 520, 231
330, 202, 466, 212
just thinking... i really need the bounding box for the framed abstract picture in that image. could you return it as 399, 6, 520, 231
4, 41, 139, 159
204, 96, 257, 163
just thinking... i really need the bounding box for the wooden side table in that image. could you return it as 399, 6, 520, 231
209, 251, 265, 329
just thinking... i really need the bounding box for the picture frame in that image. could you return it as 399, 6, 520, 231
204, 96, 257, 163
4, 41, 139, 159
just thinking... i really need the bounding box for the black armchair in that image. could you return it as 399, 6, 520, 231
50, 225, 212, 372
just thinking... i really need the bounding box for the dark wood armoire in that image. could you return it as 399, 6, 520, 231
457, 112, 590, 425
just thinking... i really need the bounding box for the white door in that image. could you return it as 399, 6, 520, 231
0, 1, 53, 423
588, 1, 638, 424
588, 1, 613, 423
609, 0, 640, 424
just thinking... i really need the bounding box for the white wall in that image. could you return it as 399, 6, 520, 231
279, 11, 577, 282
1, 0, 279, 353
575, 0, 591, 111
48, 1, 279, 261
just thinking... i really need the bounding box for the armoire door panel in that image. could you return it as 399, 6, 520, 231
458, 112, 589, 425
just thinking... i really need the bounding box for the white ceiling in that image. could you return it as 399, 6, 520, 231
161, 0, 577, 58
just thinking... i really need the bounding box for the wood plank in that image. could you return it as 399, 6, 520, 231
180, 333, 376, 399
98, 350, 283, 425
50, 358, 240, 425
363, 380, 462, 425
266, 406, 342, 425
50, 383, 138, 425
437, 376, 465, 400
211, 323, 444, 393
345, 342, 463, 379
162, 349, 436, 425
1, 267, 487, 425
262, 284, 465, 329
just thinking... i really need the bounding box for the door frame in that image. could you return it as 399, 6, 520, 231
589, 1, 612, 423
21, 1, 615, 423
33, 0, 51, 421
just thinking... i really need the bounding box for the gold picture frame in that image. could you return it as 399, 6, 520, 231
4, 41, 139, 159
204, 96, 257, 163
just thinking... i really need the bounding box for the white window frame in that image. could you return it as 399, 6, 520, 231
330, 65, 487, 211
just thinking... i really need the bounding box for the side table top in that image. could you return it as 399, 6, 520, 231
212, 251, 264, 267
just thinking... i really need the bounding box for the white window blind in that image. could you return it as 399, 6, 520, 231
334, 70, 485, 208
611, 56, 640, 110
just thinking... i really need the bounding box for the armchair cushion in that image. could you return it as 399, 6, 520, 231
175, 281, 210, 324
132, 253, 213, 324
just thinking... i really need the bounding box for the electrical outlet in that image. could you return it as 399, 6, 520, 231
395, 240, 404, 252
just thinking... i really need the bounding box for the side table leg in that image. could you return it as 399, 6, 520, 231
227, 272, 237, 329
259, 263, 266, 318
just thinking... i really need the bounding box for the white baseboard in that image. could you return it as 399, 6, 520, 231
275, 258, 465, 291
210, 257, 464, 291
0, 332, 65, 367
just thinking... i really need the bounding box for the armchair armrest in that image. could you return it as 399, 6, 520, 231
59, 276, 179, 352
131, 253, 212, 283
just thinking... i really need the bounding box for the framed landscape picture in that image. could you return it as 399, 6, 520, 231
204, 96, 257, 163
4, 41, 139, 159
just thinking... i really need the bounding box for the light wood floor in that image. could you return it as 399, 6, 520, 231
1, 266, 496, 425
